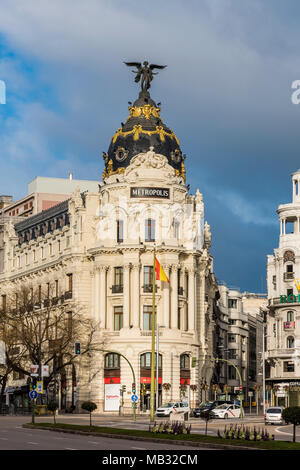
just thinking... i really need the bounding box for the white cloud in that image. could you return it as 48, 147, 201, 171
214, 189, 277, 226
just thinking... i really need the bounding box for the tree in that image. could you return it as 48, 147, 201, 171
282, 406, 300, 442
0, 285, 105, 406
81, 401, 97, 427
200, 409, 215, 435
47, 400, 59, 425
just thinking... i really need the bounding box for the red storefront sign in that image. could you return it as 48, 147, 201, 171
104, 377, 120, 384
180, 378, 190, 385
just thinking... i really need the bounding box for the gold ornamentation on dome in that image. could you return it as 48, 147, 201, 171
111, 125, 180, 146
102, 159, 126, 180
128, 104, 161, 120
181, 161, 186, 182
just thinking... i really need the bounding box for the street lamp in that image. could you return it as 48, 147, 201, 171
156, 323, 165, 410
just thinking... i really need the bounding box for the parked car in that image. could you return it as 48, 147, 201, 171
156, 402, 189, 417
192, 400, 233, 417
264, 407, 284, 425
211, 403, 243, 419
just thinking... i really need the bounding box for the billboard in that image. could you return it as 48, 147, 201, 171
104, 383, 120, 411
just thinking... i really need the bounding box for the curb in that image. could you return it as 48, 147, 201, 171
22, 424, 262, 451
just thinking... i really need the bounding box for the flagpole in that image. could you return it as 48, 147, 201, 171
150, 245, 156, 423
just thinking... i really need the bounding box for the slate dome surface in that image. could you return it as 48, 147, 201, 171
102, 90, 186, 180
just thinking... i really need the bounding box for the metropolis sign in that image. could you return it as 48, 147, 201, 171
130, 187, 170, 199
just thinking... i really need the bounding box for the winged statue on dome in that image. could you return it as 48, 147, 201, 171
124, 61, 167, 91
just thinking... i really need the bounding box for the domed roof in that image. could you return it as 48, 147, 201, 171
102, 89, 186, 181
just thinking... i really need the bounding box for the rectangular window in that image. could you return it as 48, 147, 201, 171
145, 219, 155, 242
143, 305, 154, 330
117, 220, 124, 243
228, 334, 236, 343
287, 288, 293, 297
67, 273, 73, 292
113, 267, 123, 293
144, 266, 153, 287
228, 299, 237, 309
228, 349, 237, 359
283, 361, 295, 372
114, 306, 123, 331
228, 365, 236, 380
114, 267, 123, 286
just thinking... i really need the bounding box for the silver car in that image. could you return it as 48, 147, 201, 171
264, 407, 284, 425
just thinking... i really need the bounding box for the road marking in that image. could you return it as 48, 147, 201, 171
65, 448, 77, 451
275, 427, 293, 436
27, 442, 39, 445
131, 446, 146, 450
88, 441, 99, 445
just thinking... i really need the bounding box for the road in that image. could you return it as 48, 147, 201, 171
0, 416, 210, 451
0, 413, 299, 451
30, 412, 300, 442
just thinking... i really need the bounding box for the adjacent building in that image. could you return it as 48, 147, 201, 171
213, 284, 266, 406
266, 169, 300, 406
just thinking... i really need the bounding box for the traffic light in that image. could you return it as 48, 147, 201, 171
132, 383, 136, 394
31, 377, 37, 391
122, 385, 126, 392
74, 342, 81, 355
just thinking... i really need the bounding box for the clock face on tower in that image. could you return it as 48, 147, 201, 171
115, 147, 128, 162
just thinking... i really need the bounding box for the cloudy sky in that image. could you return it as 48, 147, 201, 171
0, 0, 300, 292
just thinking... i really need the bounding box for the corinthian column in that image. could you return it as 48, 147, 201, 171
123, 264, 131, 328
163, 265, 170, 328
170, 264, 178, 329
132, 264, 140, 328
99, 266, 107, 328
188, 267, 195, 332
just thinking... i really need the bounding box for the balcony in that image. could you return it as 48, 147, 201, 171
64, 291, 72, 300
284, 272, 294, 281
283, 321, 295, 330
112, 285, 123, 294
143, 284, 158, 293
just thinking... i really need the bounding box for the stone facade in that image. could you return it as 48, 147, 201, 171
0, 146, 217, 414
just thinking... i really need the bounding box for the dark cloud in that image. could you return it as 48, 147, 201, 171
0, 0, 299, 291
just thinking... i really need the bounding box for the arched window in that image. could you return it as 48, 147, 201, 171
105, 353, 120, 369
180, 354, 190, 370
287, 336, 295, 349
287, 311, 294, 322
140, 352, 162, 369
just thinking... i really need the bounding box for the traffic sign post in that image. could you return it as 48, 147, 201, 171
131, 394, 138, 420
29, 390, 38, 400
37, 381, 43, 394
29, 390, 38, 424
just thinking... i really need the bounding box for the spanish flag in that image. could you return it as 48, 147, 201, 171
155, 257, 169, 282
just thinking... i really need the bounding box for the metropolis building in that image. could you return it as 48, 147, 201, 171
0, 69, 217, 413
